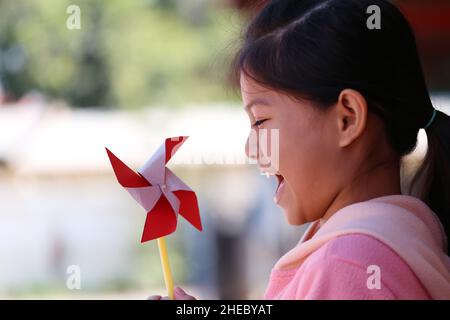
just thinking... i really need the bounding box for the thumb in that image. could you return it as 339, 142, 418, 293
174, 286, 196, 300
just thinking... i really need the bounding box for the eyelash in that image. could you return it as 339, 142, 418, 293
252, 119, 268, 127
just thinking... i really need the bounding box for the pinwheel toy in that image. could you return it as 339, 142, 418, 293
105, 136, 202, 299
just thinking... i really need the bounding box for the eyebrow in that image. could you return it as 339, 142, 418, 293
244, 98, 271, 111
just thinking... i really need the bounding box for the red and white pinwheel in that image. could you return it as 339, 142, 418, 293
105, 136, 202, 242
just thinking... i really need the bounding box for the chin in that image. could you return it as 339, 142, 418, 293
282, 206, 305, 225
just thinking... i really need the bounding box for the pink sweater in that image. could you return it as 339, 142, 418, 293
264, 195, 450, 300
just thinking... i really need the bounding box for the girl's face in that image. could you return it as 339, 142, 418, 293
241, 73, 342, 225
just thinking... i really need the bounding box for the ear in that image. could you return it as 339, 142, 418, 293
335, 89, 368, 148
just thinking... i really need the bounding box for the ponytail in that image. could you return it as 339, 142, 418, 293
409, 109, 450, 251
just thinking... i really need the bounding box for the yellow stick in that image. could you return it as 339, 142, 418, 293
157, 237, 174, 299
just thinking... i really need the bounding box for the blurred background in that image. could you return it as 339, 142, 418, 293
0, 0, 449, 299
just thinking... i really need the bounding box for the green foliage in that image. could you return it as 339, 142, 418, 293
0, 0, 244, 108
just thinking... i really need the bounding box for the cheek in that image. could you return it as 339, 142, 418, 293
279, 117, 323, 179
278, 115, 336, 220
282, 138, 323, 202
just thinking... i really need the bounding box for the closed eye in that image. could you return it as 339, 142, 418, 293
252, 119, 268, 127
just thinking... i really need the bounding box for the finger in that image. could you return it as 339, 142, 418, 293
174, 287, 196, 300
147, 295, 162, 300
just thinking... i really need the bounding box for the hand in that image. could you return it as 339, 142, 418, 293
148, 286, 197, 300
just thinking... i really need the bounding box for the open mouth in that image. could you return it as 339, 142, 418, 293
261, 170, 285, 203
275, 173, 284, 192
273, 173, 285, 204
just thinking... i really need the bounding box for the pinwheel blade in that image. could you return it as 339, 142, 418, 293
164, 136, 188, 164
141, 196, 178, 242
105, 147, 150, 188
138, 136, 189, 185
173, 190, 202, 231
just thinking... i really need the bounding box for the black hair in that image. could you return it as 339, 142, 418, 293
231, 0, 450, 249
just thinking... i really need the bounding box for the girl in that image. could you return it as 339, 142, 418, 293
150, 0, 450, 300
